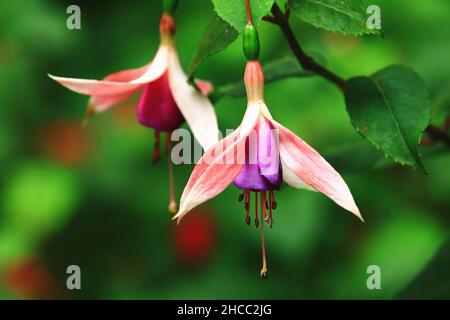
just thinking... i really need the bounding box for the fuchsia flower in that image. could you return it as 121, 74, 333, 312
49, 13, 218, 213
174, 61, 363, 278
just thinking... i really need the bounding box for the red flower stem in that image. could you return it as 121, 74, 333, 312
245, 0, 252, 24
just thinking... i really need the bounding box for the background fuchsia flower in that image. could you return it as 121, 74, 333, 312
49, 13, 219, 213
49, 13, 218, 149
174, 60, 363, 278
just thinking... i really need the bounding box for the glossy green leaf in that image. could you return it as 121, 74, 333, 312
210, 55, 315, 102
212, 0, 274, 32
344, 65, 431, 171
288, 0, 380, 36
188, 14, 239, 78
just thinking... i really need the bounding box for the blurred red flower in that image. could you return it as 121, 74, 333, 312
5, 258, 56, 299
171, 209, 218, 267
40, 120, 91, 166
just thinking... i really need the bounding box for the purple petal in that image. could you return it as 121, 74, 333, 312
257, 117, 282, 187
233, 118, 282, 191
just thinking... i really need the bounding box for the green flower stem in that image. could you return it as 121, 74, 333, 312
163, 0, 180, 14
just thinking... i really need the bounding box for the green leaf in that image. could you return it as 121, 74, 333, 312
210, 55, 315, 102
188, 14, 239, 78
324, 141, 384, 174
288, 0, 379, 36
212, 0, 275, 32
396, 238, 450, 299
344, 65, 431, 171
324, 140, 448, 174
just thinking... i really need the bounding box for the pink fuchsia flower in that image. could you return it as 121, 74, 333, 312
49, 13, 219, 213
174, 61, 362, 278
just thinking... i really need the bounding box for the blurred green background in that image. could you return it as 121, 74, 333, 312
0, 0, 449, 299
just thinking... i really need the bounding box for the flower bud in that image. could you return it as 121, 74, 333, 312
243, 24, 260, 61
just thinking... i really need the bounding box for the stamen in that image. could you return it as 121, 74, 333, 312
166, 131, 177, 214
254, 192, 259, 228
260, 206, 268, 279
245, 190, 251, 225
82, 102, 95, 127
153, 131, 161, 164
269, 191, 274, 228
270, 191, 277, 210
238, 192, 245, 202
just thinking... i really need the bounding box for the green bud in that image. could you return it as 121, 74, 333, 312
243, 24, 260, 60
163, 0, 180, 14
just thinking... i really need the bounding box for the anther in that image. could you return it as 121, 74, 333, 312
269, 191, 277, 210
271, 201, 277, 210
238, 193, 245, 202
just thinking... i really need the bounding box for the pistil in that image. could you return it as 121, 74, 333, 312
260, 193, 268, 279
254, 192, 259, 228
167, 131, 177, 214
237, 188, 274, 278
